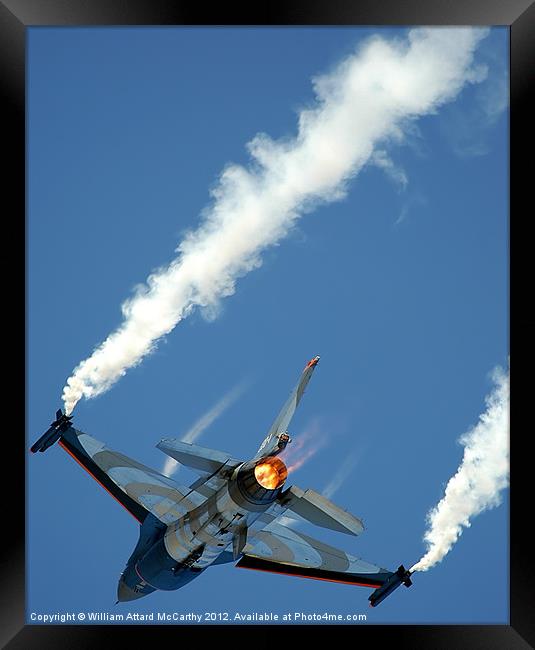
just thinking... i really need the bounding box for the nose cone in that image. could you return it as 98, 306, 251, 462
117, 579, 147, 602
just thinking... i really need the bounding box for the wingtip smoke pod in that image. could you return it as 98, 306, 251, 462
368, 565, 413, 608
30, 409, 73, 453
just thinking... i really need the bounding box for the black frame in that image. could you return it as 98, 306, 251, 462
3, 0, 529, 647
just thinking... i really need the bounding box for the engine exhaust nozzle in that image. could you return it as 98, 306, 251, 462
254, 457, 288, 490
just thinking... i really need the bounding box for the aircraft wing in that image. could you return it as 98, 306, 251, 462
59, 427, 206, 525
255, 355, 320, 459
236, 522, 393, 588
277, 485, 364, 535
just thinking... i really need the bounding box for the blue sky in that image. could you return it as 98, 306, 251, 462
27, 27, 508, 624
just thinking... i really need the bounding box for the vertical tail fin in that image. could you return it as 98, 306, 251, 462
255, 356, 320, 459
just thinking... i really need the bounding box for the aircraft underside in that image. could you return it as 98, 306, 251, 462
32, 356, 413, 608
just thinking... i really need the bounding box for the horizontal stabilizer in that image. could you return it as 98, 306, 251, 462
156, 439, 241, 477
278, 486, 364, 536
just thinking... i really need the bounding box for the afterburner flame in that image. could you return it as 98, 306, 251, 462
254, 457, 288, 490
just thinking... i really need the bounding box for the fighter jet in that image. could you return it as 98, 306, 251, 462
31, 355, 412, 606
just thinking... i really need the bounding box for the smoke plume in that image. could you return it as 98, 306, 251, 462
410, 365, 509, 572
62, 28, 488, 414
280, 419, 328, 474
322, 452, 360, 500
162, 381, 247, 476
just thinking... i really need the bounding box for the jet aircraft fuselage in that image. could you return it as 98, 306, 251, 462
120, 452, 290, 600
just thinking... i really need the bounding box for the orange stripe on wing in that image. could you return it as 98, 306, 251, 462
237, 563, 379, 588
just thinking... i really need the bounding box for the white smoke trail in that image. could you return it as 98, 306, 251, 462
62, 28, 489, 415
162, 380, 247, 476
322, 452, 359, 500
410, 365, 509, 572
370, 150, 408, 191
280, 418, 328, 473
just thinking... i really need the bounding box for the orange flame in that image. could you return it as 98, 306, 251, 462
254, 457, 288, 489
